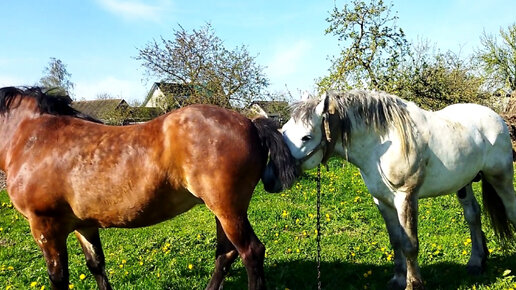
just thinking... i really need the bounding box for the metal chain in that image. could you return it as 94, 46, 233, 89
316, 164, 322, 290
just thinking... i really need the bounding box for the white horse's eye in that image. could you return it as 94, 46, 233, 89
301, 135, 312, 142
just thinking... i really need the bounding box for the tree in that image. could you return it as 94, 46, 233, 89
476, 23, 516, 93
319, 0, 409, 91
39, 57, 75, 97
136, 23, 269, 110
397, 46, 486, 110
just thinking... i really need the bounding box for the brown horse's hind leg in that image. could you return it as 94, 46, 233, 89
29, 217, 70, 290
206, 217, 238, 290
217, 214, 266, 290
75, 228, 112, 290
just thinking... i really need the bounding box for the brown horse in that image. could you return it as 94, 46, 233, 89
0, 87, 297, 290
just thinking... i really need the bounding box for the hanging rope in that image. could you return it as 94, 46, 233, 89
316, 164, 322, 290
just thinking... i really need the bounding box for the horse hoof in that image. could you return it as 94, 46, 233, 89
387, 277, 406, 290
407, 279, 425, 290
466, 265, 484, 276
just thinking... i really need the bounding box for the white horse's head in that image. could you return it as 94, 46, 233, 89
282, 93, 330, 170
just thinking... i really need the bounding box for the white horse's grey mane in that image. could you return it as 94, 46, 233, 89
291, 90, 414, 146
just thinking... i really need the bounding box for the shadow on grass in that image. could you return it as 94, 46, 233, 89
216, 252, 516, 290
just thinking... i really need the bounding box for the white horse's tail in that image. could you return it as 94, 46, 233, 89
482, 176, 514, 242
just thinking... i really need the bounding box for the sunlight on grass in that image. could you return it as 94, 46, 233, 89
0, 159, 515, 289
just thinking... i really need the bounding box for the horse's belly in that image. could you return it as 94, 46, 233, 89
75, 188, 203, 228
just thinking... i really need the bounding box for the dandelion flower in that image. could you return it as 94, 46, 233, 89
79, 274, 86, 280
188, 264, 194, 270
30, 282, 37, 287
68, 285, 74, 289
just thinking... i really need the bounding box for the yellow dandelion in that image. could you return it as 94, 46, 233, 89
139, 261, 144, 266
30, 282, 37, 288
68, 285, 74, 290
7, 266, 13, 270
40, 286, 45, 290
79, 274, 86, 280
368, 270, 372, 275
188, 264, 194, 270
281, 210, 288, 218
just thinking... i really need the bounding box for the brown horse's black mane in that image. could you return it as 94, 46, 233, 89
0, 86, 101, 123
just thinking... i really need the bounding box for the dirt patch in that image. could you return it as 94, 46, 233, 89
0, 171, 5, 191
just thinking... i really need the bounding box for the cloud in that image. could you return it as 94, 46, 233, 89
265, 40, 319, 92
266, 40, 311, 79
96, 0, 172, 22
0, 75, 34, 87
75, 76, 147, 103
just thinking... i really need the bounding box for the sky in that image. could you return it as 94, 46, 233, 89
0, 0, 515, 103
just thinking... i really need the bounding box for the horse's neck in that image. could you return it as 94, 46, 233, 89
333, 122, 384, 169
0, 106, 41, 171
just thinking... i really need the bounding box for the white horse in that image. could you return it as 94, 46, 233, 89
281, 90, 516, 289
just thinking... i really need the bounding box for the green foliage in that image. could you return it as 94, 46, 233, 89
1, 160, 516, 289
136, 23, 269, 110
395, 46, 488, 110
39, 57, 75, 97
476, 23, 516, 92
320, 0, 409, 91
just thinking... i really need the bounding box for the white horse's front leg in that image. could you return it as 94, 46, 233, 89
375, 198, 407, 289
394, 191, 424, 290
456, 183, 489, 275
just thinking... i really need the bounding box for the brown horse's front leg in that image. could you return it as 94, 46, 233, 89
29, 217, 70, 290
75, 228, 112, 290
206, 217, 239, 290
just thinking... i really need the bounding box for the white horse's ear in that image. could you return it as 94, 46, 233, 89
315, 92, 328, 116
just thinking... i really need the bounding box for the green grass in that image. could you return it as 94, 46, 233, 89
1, 159, 516, 289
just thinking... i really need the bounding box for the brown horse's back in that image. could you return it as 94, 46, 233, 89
6, 104, 265, 228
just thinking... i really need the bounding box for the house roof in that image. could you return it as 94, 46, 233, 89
250, 100, 289, 114
71, 99, 128, 120
143, 82, 193, 106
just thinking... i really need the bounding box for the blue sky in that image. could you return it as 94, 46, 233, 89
1, 0, 515, 103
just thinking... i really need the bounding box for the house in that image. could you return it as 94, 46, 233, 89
72, 99, 129, 124
143, 82, 193, 110
248, 100, 289, 124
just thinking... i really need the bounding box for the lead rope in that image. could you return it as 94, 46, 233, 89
316, 164, 322, 290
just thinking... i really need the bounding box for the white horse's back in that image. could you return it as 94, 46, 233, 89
413, 103, 512, 197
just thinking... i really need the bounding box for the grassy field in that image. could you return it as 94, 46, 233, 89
1, 159, 516, 289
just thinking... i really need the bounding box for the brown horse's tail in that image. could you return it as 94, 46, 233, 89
482, 175, 514, 242
252, 117, 298, 193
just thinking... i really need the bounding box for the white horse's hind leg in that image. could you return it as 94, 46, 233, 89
394, 191, 424, 290
456, 184, 489, 275
375, 199, 407, 290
